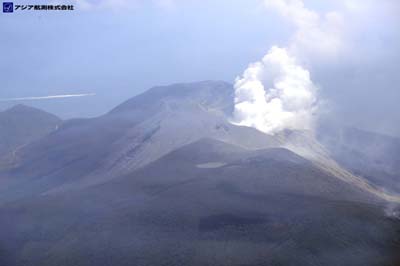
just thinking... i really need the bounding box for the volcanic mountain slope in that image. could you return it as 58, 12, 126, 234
1, 81, 400, 265
277, 129, 400, 203
0, 139, 399, 266
0, 104, 61, 158
1, 81, 400, 204
317, 125, 400, 194
0, 81, 280, 201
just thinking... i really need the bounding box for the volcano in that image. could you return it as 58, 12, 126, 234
0, 81, 399, 266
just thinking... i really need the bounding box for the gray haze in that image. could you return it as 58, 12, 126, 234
0, 0, 399, 136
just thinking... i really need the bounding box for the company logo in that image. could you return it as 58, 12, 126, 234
2, 2, 74, 13
3, 2, 13, 13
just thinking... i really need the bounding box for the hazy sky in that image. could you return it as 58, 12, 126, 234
1, 0, 399, 136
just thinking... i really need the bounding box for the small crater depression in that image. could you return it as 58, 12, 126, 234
196, 162, 227, 169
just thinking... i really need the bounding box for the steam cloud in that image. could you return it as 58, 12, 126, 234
233, 46, 317, 134
265, 0, 343, 59
0, 93, 96, 102
232, 0, 343, 135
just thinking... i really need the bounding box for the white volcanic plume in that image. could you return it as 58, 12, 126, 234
233, 46, 317, 134
232, 0, 343, 135
265, 0, 343, 59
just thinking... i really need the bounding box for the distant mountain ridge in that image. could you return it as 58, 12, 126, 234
0, 104, 61, 158
110, 80, 234, 115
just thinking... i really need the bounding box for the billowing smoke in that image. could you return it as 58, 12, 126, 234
265, 0, 343, 60
233, 46, 317, 134
232, 0, 343, 135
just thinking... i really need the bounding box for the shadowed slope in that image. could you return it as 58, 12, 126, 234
317, 125, 400, 194
0, 139, 398, 266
